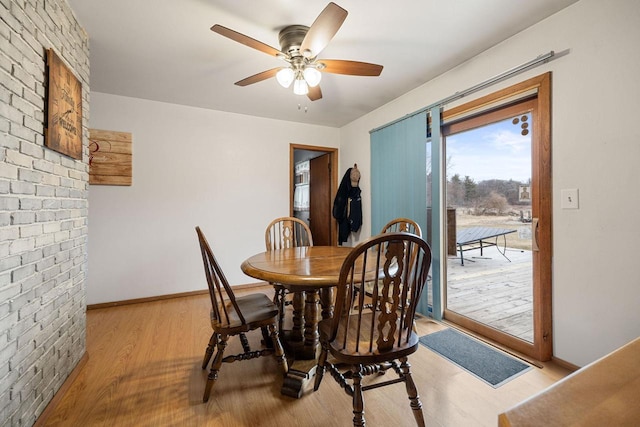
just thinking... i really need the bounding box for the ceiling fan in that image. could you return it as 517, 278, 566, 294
211, 2, 383, 101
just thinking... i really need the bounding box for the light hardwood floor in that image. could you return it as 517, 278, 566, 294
41, 289, 572, 427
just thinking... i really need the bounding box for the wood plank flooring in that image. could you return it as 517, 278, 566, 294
447, 248, 533, 341
41, 289, 571, 427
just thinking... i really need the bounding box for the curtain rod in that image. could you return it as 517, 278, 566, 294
369, 50, 566, 134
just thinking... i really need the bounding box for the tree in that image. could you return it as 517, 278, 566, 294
476, 178, 530, 205
447, 173, 465, 206
482, 191, 509, 214
463, 175, 477, 204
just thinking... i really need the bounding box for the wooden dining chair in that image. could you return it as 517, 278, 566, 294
358, 217, 423, 305
381, 217, 422, 237
264, 217, 314, 332
313, 232, 432, 427
196, 227, 288, 402
265, 216, 314, 250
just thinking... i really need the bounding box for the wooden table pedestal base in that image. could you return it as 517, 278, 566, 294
279, 288, 332, 398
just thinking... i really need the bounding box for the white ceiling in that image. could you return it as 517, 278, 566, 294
67, 0, 579, 128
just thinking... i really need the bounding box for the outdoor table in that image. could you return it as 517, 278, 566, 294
456, 227, 517, 265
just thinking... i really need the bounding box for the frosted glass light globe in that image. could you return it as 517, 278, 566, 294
276, 68, 295, 88
303, 67, 322, 87
293, 78, 309, 95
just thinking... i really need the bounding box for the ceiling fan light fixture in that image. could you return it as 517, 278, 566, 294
293, 77, 309, 95
303, 67, 322, 87
212, 2, 382, 102
276, 67, 295, 88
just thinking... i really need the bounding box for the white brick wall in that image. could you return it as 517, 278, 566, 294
0, 0, 89, 426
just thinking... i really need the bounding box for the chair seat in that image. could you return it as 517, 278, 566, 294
212, 293, 279, 334
318, 314, 419, 365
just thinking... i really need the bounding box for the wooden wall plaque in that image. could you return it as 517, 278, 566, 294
45, 49, 83, 160
89, 129, 132, 186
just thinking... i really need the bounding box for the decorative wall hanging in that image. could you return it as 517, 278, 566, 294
88, 129, 132, 186
45, 49, 83, 160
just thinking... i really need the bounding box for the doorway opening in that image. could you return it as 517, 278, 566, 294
290, 144, 339, 246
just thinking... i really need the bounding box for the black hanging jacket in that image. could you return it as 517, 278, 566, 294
333, 168, 362, 245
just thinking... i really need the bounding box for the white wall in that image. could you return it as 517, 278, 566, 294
339, 0, 640, 366
88, 94, 339, 304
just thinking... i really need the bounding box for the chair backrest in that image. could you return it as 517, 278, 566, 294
381, 217, 422, 237
265, 216, 314, 251
382, 218, 422, 277
329, 232, 432, 355
196, 227, 245, 326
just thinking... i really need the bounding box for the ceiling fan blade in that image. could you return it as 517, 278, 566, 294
300, 2, 348, 58
307, 85, 322, 101
319, 59, 383, 76
234, 68, 280, 86
211, 24, 282, 57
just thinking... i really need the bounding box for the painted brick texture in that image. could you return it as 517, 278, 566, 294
1, 1, 89, 426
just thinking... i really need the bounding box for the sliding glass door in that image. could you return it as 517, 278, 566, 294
438, 74, 552, 361
371, 73, 552, 361
444, 101, 534, 340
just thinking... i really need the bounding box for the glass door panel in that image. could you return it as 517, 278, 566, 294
444, 105, 534, 342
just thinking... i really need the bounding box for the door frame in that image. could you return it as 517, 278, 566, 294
440, 73, 552, 361
290, 144, 339, 246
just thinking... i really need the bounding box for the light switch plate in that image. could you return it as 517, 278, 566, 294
561, 188, 579, 209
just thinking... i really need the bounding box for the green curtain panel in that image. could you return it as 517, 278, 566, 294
370, 111, 428, 236
370, 109, 442, 319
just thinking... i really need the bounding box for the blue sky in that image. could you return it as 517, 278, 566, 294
445, 115, 532, 183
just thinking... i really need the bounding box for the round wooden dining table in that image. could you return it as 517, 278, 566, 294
241, 245, 353, 289
241, 245, 353, 398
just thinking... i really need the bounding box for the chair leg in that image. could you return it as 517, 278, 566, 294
202, 332, 217, 369
261, 326, 273, 348
239, 332, 251, 353
278, 288, 287, 333
273, 284, 286, 332
313, 345, 328, 391
269, 323, 288, 374
400, 357, 425, 427
272, 283, 280, 305
352, 366, 365, 427
203, 334, 229, 403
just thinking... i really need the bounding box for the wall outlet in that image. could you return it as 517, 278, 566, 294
561, 188, 579, 209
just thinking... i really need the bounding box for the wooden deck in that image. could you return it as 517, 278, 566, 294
445, 247, 533, 342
